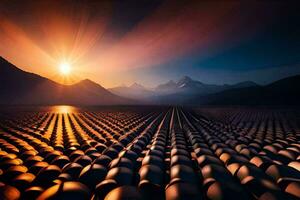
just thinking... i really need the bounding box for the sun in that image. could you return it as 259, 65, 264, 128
59, 62, 71, 75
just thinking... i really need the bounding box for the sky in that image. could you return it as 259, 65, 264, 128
0, 0, 300, 87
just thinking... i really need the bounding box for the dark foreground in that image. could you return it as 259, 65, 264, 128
0, 106, 299, 200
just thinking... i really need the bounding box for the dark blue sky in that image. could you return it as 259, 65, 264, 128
125, 1, 300, 86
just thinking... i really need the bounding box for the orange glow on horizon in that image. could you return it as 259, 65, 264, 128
0, 1, 112, 85
52, 105, 78, 113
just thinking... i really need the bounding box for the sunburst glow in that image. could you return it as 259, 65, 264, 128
59, 62, 71, 75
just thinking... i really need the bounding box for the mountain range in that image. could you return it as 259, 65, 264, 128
108, 83, 155, 101
155, 76, 258, 95
1, 56, 299, 105
0, 57, 132, 105
187, 75, 300, 105
109, 75, 258, 103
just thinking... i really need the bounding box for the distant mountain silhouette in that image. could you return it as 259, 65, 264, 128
186, 75, 300, 105
144, 76, 257, 104
0, 57, 132, 105
155, 80, 177, 93
109, 83, 154, 100
109, 75, 259, 104
155, 75, 258, 96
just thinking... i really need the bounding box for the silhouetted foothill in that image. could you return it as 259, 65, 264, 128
0, 56, 133, 105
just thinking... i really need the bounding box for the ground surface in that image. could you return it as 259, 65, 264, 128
0, 106, 299, 200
